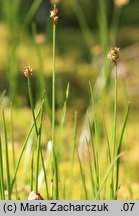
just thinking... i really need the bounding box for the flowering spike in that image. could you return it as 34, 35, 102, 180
23, 66, 33, 77
50, 4, 59, 25
107, 46, 120, 63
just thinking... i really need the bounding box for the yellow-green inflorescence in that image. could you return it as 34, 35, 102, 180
107, 46, 120, 63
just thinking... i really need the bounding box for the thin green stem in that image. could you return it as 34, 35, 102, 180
35, 100, 44, 193
111, 62, 118, 199
53, 150, 59, 199
11, 101, 44, 193
115, 102, 130, 199
77, 147, 88, 200
2, 108, 11, 199
57, 83, 70, 152
113, 62, 118, 155
51, 24, 57, 199
27, 77, 38, 136
10, 102, 18, 199
0, 135, 5, 200
88, 82, 100, 195
67, 111, 77, 199
95, 153, 123, 200
100, 104, 111, 163
40, 147, 49, 199
52, 24, 56, 147
30, 146, 35, 192
86, 139, 95, 198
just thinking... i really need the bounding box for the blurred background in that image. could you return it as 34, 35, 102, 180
0, 0, 139, 199
0, 0, 139, 105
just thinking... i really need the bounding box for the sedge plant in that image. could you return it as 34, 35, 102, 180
0, 1, 131, 200
107, 46, 130, 199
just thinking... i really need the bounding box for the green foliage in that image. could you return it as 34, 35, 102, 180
0, 0, 134, 200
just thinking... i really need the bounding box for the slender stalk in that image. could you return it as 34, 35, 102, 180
52, 24, 56, 147
10, 102, 18, 199
88, 83, 100, 195
67, 111, 77, 199
100, 104, 111, 163
27, 77, 38, 136
57, 83, 70, 152
53, 150, 59, 199
87, 116, 99, 195
35, 140, 40, 194
111, 62, 118, 199
51, 23, 57, 199
11, 101, 44, 193
86, 138, 95, 198
2, 108, 11, 199
95, 153, 123, 200
50, 178, 53, 200
40, 147, 49, 199
0, 135, 5, 200
51, 147, 59, 199
30, 146, 35, 192
113, 62, 118, 155
115, 102, 130, 199
77, 147, 88, 200
35, 100, 44, 193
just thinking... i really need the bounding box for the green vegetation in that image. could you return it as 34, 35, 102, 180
0, 0, 139, 200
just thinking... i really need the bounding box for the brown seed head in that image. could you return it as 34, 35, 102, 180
50, 4, 59, 25
23, 66, 33, 77
107, 46, 120, 63
28, 191, 44, 200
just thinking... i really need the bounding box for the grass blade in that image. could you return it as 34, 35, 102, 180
57, 82, 70, 151
30, 145, 35, 192
67, 111, 77, 199
40, 147, 50, 199
10, 102, 18, 199
0, 135, 5, 200
88, 82, 100, 194
11, 100, 44, 193
115, 101, 130, 199
35, 100, 44, 193
95, 153, 123, 199
52, 23, 56, 148
2, 108, 11, 199
100, 104, 111, 163
54, 151, 59, 200
23, 0, 43, 28
77, 147, 88, 200
86, 138, 95, 198
27, 77, 38, 136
